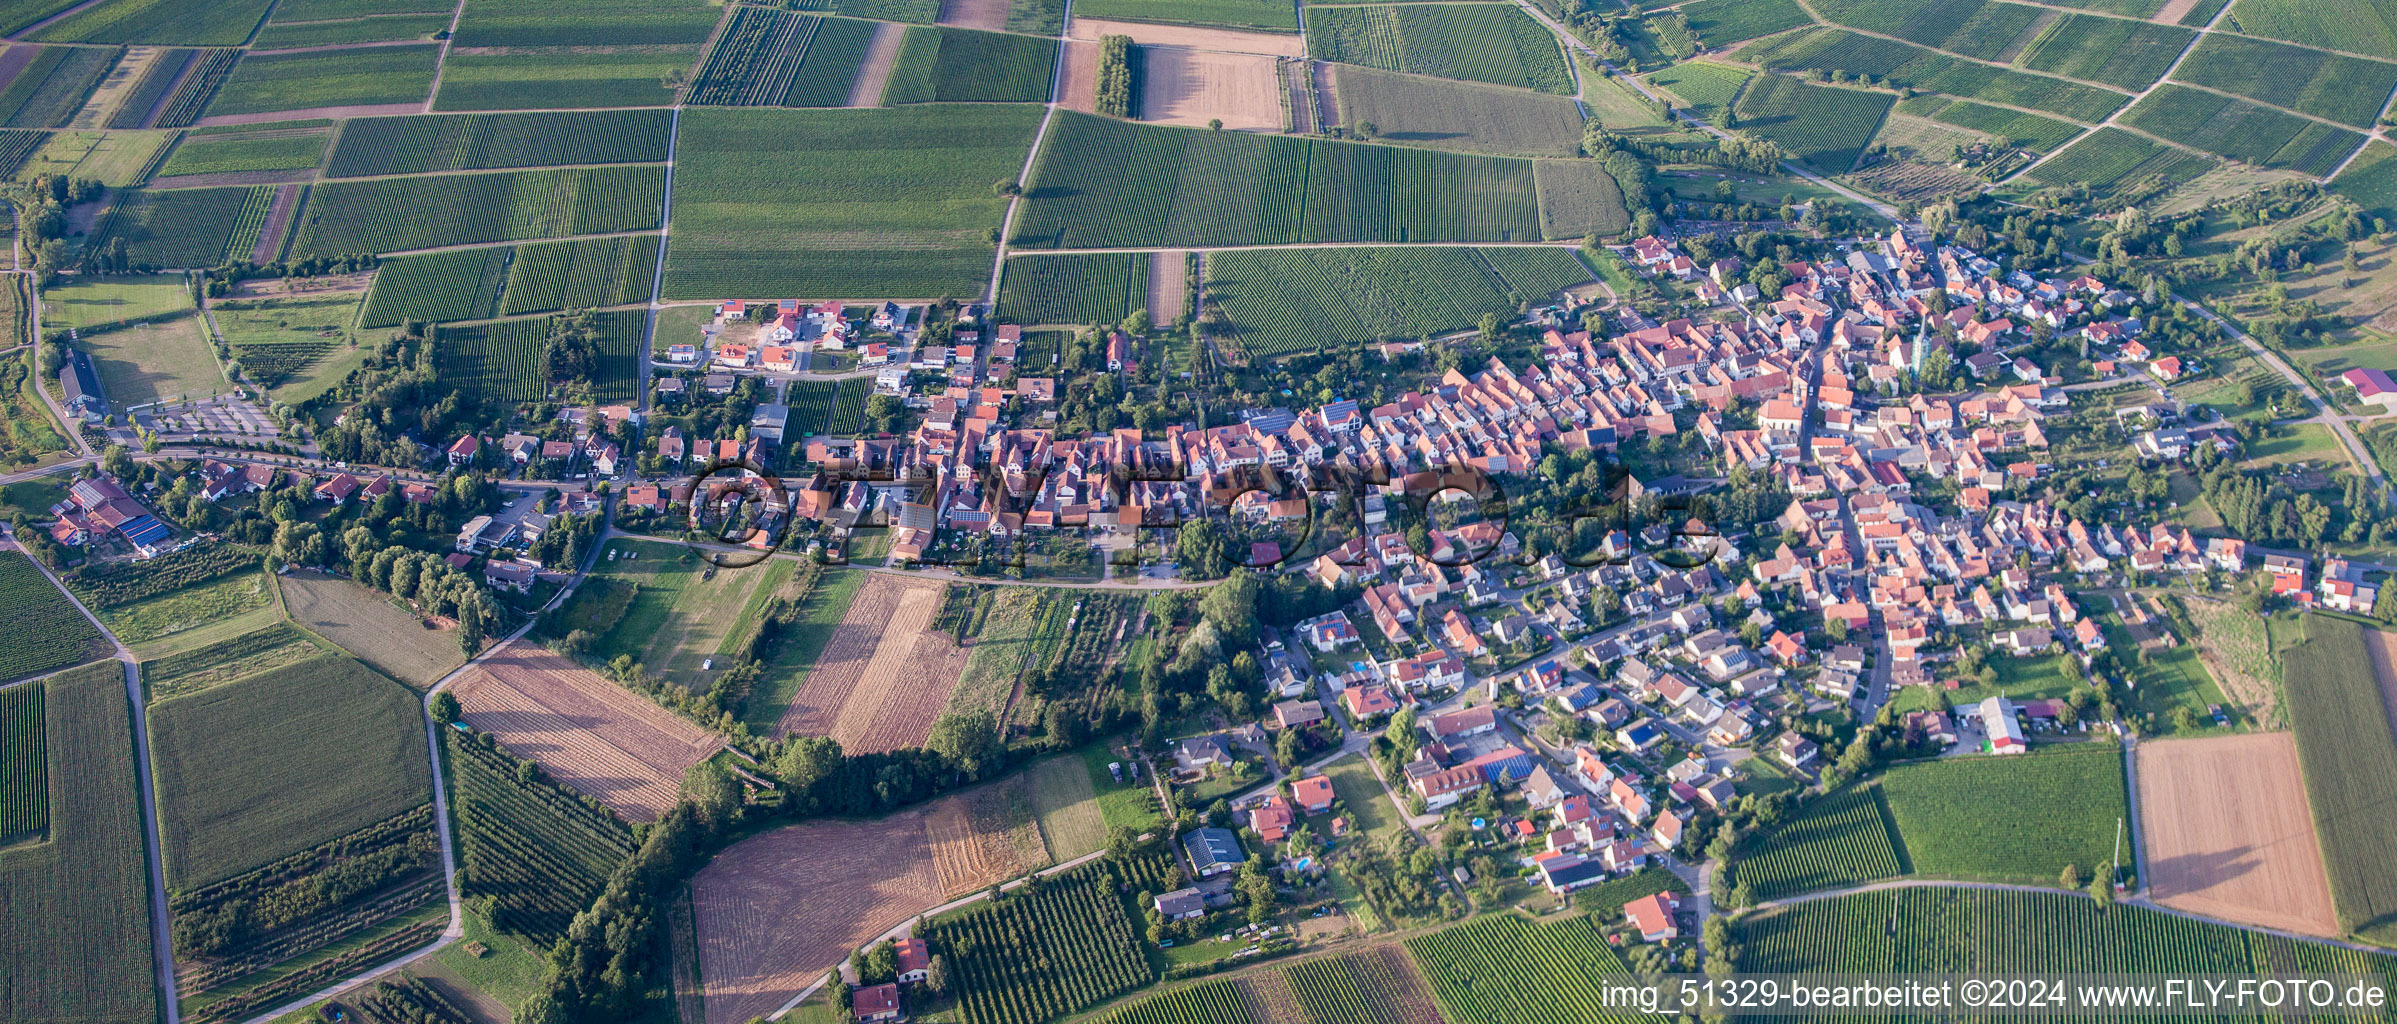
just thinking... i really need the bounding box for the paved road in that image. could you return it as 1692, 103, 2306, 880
983, 0, 1075, 306
2180, 299, 2389, 494
3, 526, 179, 1024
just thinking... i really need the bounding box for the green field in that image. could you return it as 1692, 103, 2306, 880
360, 246, 511, 327
40, 272, 190, 329
1532, 158, 1631, 241
14, 129, 172, 186
2119, 85, 2362, 177
1897, 95, 2082, 151
28, 0, 268, 45
207, 290, 366, 401
0, 661, 157, 1024
1305, 4, 1571, 94
325, 108, 673, 177
1679, 0, 1810, 48
2016, 13, 2192, 91
1738, 26, 2129, 122
431, 48, 700, 110
1209, 246, 1588, 358
1404, 913, 1641, 1024
140, 621, 330, 701
2332, 140, 2397, 220
662, 104, 1043, 300
2025, 126, 2212, 196
1880, 745, 2128, 885
0, 682, 43, 843
1320, 753, 1396, 838
159, 123, 330, 177
2172, 32, 2397, 128
1016, 112, 1545, 248
205, 45, 443, 117
881, 25, 1057, 105
79, 314, 226, 406
999, 252, 1149, 327
449, 731, 636, 946
97, 566, 273, 646
453, 0, 717, 46
250, 13, 452, 48
1731, 73, 1893, 173
149, 655, 431, 887
1332, 66, 1586, 157
1071, 0, 1296, 30
1645, 60, 1750, 122
0, 0, 80, 35
1744, 887, 2397, 976
2280, 617, 2397, 943
0, 46, 119, 129
2224, 0, 2397, 61
1735, 783, 1907, 899
573, 539, 795, 688
289, 165, 665, 256
739, 566, 862, 733
687, 9, 876, 107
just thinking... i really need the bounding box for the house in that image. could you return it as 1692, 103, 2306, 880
1614, 720, 1663, 753
1154, 887, 1206, 920
1175, 735, 1233, 770
315, 473, 359, 505
58, 350, 105, 420
1970, 695, 2027, 753
854, 983, 902, 1023
1291, 774, 1334, 813
447, 434, 480, 466
1411, 765, 1485, 810
1428, 705, 1497, 740
485, 560, 536, 592
1774, 732, 1819, 768
2344, 367, 2397, 413
1521, 766, 1567, 809
1535, 854, 1610, 894
1342, 683, 1398, 719
1274, 699, 1325, 729
1183, 827, 1247, 877
894, 938, 930, 983
1625, 892, 1681, 943
1250, 795, 1294, 842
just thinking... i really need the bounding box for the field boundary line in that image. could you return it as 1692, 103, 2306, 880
984, 0, 1074, 307
1745, 876, 2397, 954
423, 0, 469, 112
2002, 0, 2230, 183
639, 107, 679, 415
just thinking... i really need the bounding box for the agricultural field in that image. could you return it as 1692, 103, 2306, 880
1644, 60, 1749, 122
999, 252, 1150, 326
152, 48, 239, 128
736, 566, 860, 733
1283, 947, 1445, 1024
1015, 112, 1544, 248
1737, 27, 2129, 123
1071, 0, 1297, 31
41, 272, 191, 330
693, 777, 1055, 1023
882, 25, 1057, 105
359, 245, 511, 328
279, 569, 466, 687
249, 13, 452, 48
1024, 750, 1105, 860
1331, 66, 1586, 157
828, 377, 871, 434
1532, 159, 1631, 241
923, 859, 1154, 1024
1207, 246, 1588, 359
937, 587, 1047, 727
0, 660, 158, 1024
2137, 733, 2337, 936
79, 315, 224, 407
206, 289, 367, 400
325, 108, 673, 177
0, 682, 42, 843
159, 122, 330, 178
450, 643, 725, 821
787, 379, 835, 435
1730, 73, 1892, 174
2171, 32, 2397, 128
2290, 617, 2397, 943
663, 105, 1042, 300
89, 183, 274, 266
2332, 140, 2397, 221
1879, 744, 2127, 885
1304, 4, 1571, 94
0, 0, 79, 35
141, 621, 330, 701
689, 9, 877, 107
2119, 85, 2362, 177
1678, 0, 1809, 48
204, 45, 442, 117
2174, 595, 2277, 722
1099, 980, 1251, 1024
96, 564, 272, 646
1806, 0, 2045, 60
2224, 0, 2397, 62
431, 48, 701, 111
1895, 95, 2080, 152
28, 0, 269, 45
0, 46, 119, 128
0, 129, 45, 176
14, 129, 171, 186
1405, 912, 1640, 1024
498, 234, 659, 315
2016, 14, 2192, 92
1735, 783, 1906, 899
2025, 127, 2212, 198
580, 539, 794, 688
450, 0, 719, 47
435, 307, 643, 405
288, 164, 665, 257
148, 654, 430, 887
1740, 887, 2397, 979
102, 47, 195, 128
770, 572, 970, 753
448, 730, 637, 946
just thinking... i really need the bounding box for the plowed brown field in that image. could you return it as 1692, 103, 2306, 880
1139, 47, 1282, 131
451, 644, 724, 821
770, 575, 967, 753
2138, 732, 2339, 936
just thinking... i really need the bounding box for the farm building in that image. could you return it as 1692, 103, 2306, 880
59, 350, 105, 421
893, 938, 929, 983
1979, 696, 2026, 754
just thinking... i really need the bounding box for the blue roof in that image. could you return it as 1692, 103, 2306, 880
1478, 752, 1539, 783
1183, 827, 1246, 869
120, 516, 170, 546
1622, 722, 1661, 744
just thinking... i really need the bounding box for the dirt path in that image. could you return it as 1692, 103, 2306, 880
2151, 0, 2200, 23
846, 21, 907, 108
2136, 733, 2340, 938
148, 169, 314, 190
936, 0, 1008, 31
193, 102, 428, 128
250, 183, 302, 263
1148, 249, 1184, 322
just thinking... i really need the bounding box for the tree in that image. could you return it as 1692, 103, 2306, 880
2089, 862, 2114, 908
1237, 859, 1276, 925
924, 953, 949, 995
2059, 863, 2081, 891
927, 709, 1001, 777
429, 691, 459, 726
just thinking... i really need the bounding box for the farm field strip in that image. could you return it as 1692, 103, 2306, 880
2137, 733, 2338, 936
450, 644, 725, 822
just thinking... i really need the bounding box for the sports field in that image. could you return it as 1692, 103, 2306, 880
77, 315, 225, 408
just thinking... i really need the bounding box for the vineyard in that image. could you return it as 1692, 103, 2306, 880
1403, 912, 1647, 1024
1734, 784, 1906, 899
691, 7, 836, 106
0, 46, 120, 128
830, 377, 871, 434
1880, 744, 2127, 885
64, 541, 256, 607
497, 234, 660, 315
341, 977, 479, 1024
0, 682, 44, 843
28, 0, 268, 45
1729, 73, 1894, 174
1736, 27, 2129, 123
1012, 113, 1545, 249
360, 245, 513, 328
920, 860, 1156, 1024
432, 48, 700, 111
662, 105, 1043, 300
435, 314, 557, 405
2119, 85, 2361, 177
87, 184, 261, 268
204, 44, 443, 117
2173, 31, 2397, 127
2015, 13, 2190, 91
1207, 246, 1586, 359
1741, 887, 2397, 977
0, 130, 46, 177
2282, 617, 2397, 943
448, 0, 719, 47
1678, 0, 1808, 48
220, 186, 274, 264
1285, 947, 1445, 1024
789, 380, 836, 436
0, 550, 103, 681
325, 108, 673, 177
1304, 4, 1573, 95
152, 48, 239, 128
0, 661, 156, 1023
1897, 95, 2080, 152
880, 25, 1057, 105
2026, 127, 2212, 198
1100, 980, 1249, 1024
999, 252, 1150, 327
291, 164, 665, 257
1531, 159, 1631, 241
105, 46, 195, 128
1331, 67, 1589, 158
449, 730, 636, 946
157, 123, 330, 177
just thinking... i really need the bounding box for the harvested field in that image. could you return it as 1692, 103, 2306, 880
450, 643, 724, 821
770, 573, 968, 753
1058, 38, 1098, 112
1069, 17, 1305, 57
1139, 47, 1281, 131
2137, 733, 2338, 936
1026, 749, 1104, 861
693, 776, 1047, 1024
1150, 248, 1186, 322
279, 570, 464, 687
938, 0, 1009, 31
848, 21, 907, 107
